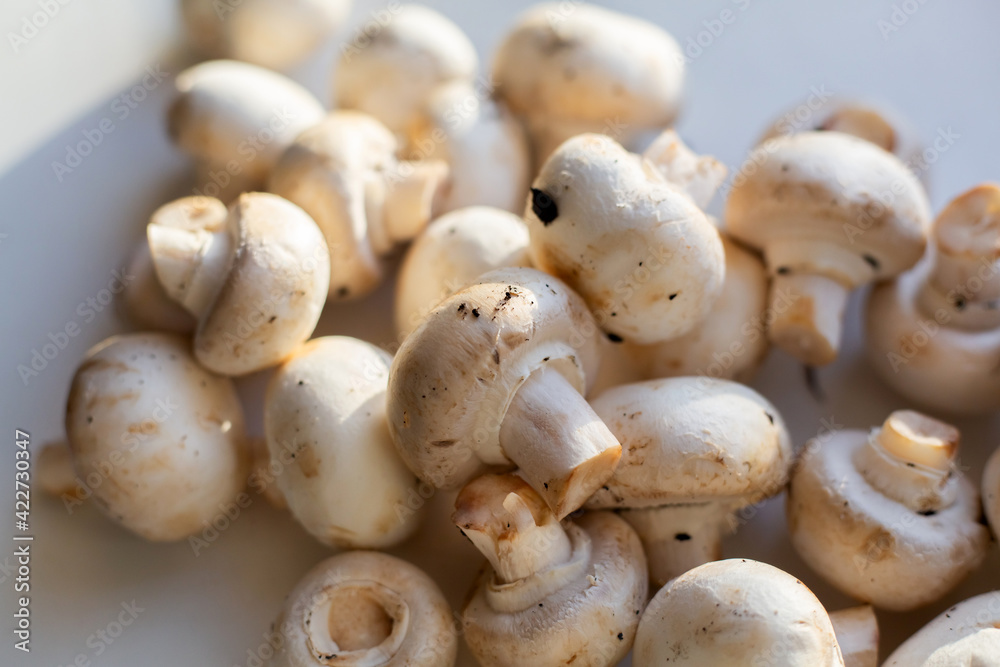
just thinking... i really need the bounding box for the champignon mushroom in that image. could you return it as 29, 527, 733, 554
866, 184, 1000, 414
456, 473, 647, 667
269, 111, 448, 301
265, 336, 424, 548
493, 2, 684, 169
267, 551, 457, 667
585, 377, 792, 588
633, 559, 845, 666
147, 193, 330, 376
726, 131, 931, 366
885, 592, 1000, 666
387, 267, 620, 519
64, 333, 248, 541
121, 241, 196, 334
983, 445, 1000, 538
787, 410, 989, 611
181, 0, 352, 71
828, 605, 879, 667
334, 3, 477, 137
168, 60, 326, 195
526, 133, 725, 345
394, 206, 531, 339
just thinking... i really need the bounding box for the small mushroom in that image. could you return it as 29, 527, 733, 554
269, 111, 449, 301
983, 445, 1000, 538
387, 267, 621, 519
493, 2, 684, 168
267, 551, 457, 667
147, 193, 330, 376
726, 131, 931, 366
866, 184, 1000, 414
180, 0, 352, 71
394, 206, 531, 339
64, 333, 248, 541
456, 473, 647, 667
526, 133, 725, 345
787, 410, 989, 611
633, 559, 846, 666
334, 3, 477, 136
586, 377, 792, 588
828, 605, 879, 667
885, 592, 1000, 665
265, 337, 424, 548
120, 240, 196, 335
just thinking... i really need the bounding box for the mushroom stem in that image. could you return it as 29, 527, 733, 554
829, 605, 879, 667
499, 366, 622, 519
305, 582, 409, 664
380, 160, 450, 246
820, 108, 896, 152
621, 503, 727, 588
767, 272, 849, 366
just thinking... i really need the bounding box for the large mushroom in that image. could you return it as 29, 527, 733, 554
885, 592, 1000, 665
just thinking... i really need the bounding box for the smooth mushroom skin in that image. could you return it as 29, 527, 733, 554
586, 377, 793, 588
334, 3, 477, 136
269, 111, 449, 300
866, 184, 1000, 414
828, 606, 879, 667
787, 410, 989, 611
984, 446, 1000, 538
633, 559, 845, 667
64, 333, 248, 541
387, 267, 621, 519
726, 131, 931, 366
885, 592, 1000, 666
457, 474, 647, 667
147, 193, 330, 376
267, 551, 457, 667
394, 206, 531, 339
265, 337, 424, 548
168, 60, 326, 191
181, 0, 352, 71
120, 241, 196, 334
493, 2, 684, 169
406, 81, 531, 215
526, 133, 725, 345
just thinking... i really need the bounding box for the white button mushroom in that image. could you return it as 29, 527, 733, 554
265, 336, 425, 548
634, 559, 846, 666
726, 131, 932, 366
120, 240, 196, 334
983, 445, 1000, 538
787, 410, 989, 611
266, 551, 457, 667
394, 206, 531, 339
147, 193, 330, 376
585, 377, 793, 588
866, 184, 1000, 414
180, 0, 352, 71
387, 267, 621, 519
885, 592, 1000, 665
269, 111, 449, 301
64, 333, 248, 541
456, 473, 647, 667
828, 605, 879, 667
493, 2, 684, 169
526, 133, 725, 345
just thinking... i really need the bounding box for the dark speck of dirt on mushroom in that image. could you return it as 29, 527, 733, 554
675, 533, 691, 541
765, 412, 775, 425
617, 633, 624, 641
607, 333, 624, 343
531, 188, 559, 225
471, 308, 480, 318
336, 287, 350, 298
669, 293, 678, 300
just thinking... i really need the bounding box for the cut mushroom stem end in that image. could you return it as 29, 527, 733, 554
829, 605, 879, 667
621, 503, 728, 588
381, 160, 450, 245
768, 272, 849, 366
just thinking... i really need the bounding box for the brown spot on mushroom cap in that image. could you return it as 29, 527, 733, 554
295, 443, 321, 479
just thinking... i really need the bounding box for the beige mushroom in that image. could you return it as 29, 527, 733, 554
586, 377, 792, 588
120, 241, 196, 335
984, 445, 1000, 538
64, 333, 248, 541
787, 410, 989, 611
726, 131, 931, 366
147, 193, 330, 376
267, 551, 457, 666
885, 592, 1000, 666
387, 267, 620, 519
866, 184, 1000, 414
456, 473, 647, 667
269, 111, 448, 300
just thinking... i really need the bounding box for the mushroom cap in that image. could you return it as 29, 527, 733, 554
526, 133, 725, 344
334, 3, 477, 135
265, 337, 423, 549
64, 333, 248, 541
726, 131, 931, 287
394, 206, 531, 338
787, 426, 988, 611
387, 267, 602, 489
586, 376, 792, 509
930, 182, 1000, 303
634, 559, 844, 667
270, 551, 457, 667
120, 241, 196, 334
884, 592, 1000, 666
463, 511, 647, 667
168, 60, 326, 183
984, 447, 1000, 538
181, 0, 351, 70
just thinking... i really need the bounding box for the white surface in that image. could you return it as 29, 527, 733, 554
2, 0, 1000, 665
